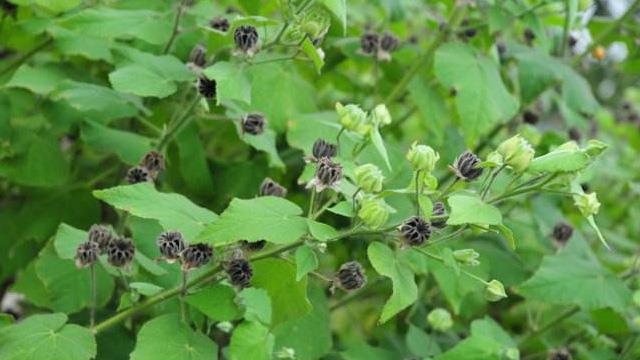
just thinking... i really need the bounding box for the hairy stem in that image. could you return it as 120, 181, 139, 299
157, 95, 201, 151
180, 270, 188, 323
90, 264, 96, 328
163, 0, 188, 54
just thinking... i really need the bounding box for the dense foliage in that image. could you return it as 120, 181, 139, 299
1, 0, 640, 359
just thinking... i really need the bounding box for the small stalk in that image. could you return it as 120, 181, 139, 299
180, 270, 189, 323
307, 188, 317, 218
90, 263, 97, 328
414, 170, 423, 216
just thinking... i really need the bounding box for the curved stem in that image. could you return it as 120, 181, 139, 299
179, 270, 188, 324
157, 95, 201, 151
0, 38, 53, 77
518, 306, 580, 345
414, 170, 422, 216
481, 164, 506, 200
163, 0, 188, 54
90, 264, 96, 328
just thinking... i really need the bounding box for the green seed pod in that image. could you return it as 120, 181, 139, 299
574, 192, 600, 217
427, 308, 453, 332
406, 142, 439, 172
354, 164, 384, 193
357, 197, 389, 229
484, 279, 507, 302
496, 135, 535, 172
453, 248, 480, 266
369, 104, 391, 127
335, 102, 370, 135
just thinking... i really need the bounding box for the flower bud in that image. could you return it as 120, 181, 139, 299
431, 202, 447, 229
574, 192, 600, 217
241, 113, 266, 135
259, 178, 287, 197
484, 279, 507, 302
335, 102, 369, 135
453, 249, 480, 266
452, 150, 483, 181
197, 77, 217, 99
335, 261, 366, 291
370, 104, 391, 127
552, 222, 573, 246
406, 143, 439, 172
354, 164, 384, 193
181, 243, 213, 271
357, 197, 389, 229
427, 308, 453, 332
496, 135, 534, 172
399, 216, 431, 246
106, 237, 136, 268
156, 231, 186, 263
234, 25, 259, 55
75, 241, 99, 269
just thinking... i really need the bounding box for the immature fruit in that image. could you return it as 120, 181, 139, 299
496, 135, 535, 172
485, 279, 507, 302
234, 25, 259, 54
524, 27, 535, 44
226, 257, 253, 288
431, 202, 447, 229
309, 157, 343, 191
552, 222, 573, 245
335, 102, 369, 135
399, 216, 431, 246
452, 150, 483, 181
370, 104, 392, 127
189, 45, 207, 67
240, 239, 266, 252
522, 111, 539, 125
357, 197, 389, 229
335, 261, 366, 291
87, 224, 114, 254
548, 349, 572, 360
107, 237, 136, 267
453, 249, 480, 266
139, 150, 165, 178
259, 178, 287, 197
126, 166, 152, 184
354, 164, 384, 193
241, 113, 266, 135
406, 143, 439, 172
312, 138, 337, 160
156, 231, 186, 262
181, 243, 213, 270
75, 241, 99, 269
360, 32, 379, 55
379, 32, 399, 52
210, 16, 230, 32
427, 308, 453, 332
197, 77, 217, 99
574, 192, 600, 217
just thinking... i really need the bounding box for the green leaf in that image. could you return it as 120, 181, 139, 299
176, 124, 215, 196
129, 282, 163, 296
229, 321, 274, 360
36, 0, 81, 13
528, 149, 591, 173
318, 0, 347, 34
49, 27, 113, 62
306, 219, 339, 241
301, 37, 324, 74
186, 284, 242, 322
295, 245, 319, 281
93, 183, 217, 239
492, 224, 516, 250
81, 120, 154, 165
130, 314, 218, 360
239, 288, 272, 325
406, 324, 441, 357
252, 258, 312, 326
0, 135, 69, 187
434, 43, 519, 145
435, 317, 516, 360
53, 223, 87, 259
109, 65, 177, 98
239, 128, 284, 168
5, 65, 65, 95
515, 51, 562, 104
203, 61, 251, 105
367, 242, 418, 323
196, 197, 307, 246
447, 194, 502, 226
370, 127, 392, 170
0, 313, 96, 360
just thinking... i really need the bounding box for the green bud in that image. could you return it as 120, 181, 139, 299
427, 308, 453, 332
574, 192, 600, 217
335, 102, 371, 135
496, 135, 534, 172
357, 197, 390, 229
406, 142, 440, 172
453, 249, 480, 266
354, 164, 384, 193
502, 348, 520, 360
370, 104, 392, 127
485, 279, 507, 302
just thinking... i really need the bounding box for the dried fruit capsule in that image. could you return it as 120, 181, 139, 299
87, 224, 114, 254
189, 45, 207, 68
399, 216, 431, 246
210, 16, 230, 32
452, 150, 483, 181
335, 261, 366, 291
107, 237, 136, 267
126, 166, 152, 184
75, 241, 99, 268
312, 138, 337, 160
522, 111, 539, 125
524, 28, 535, 44
156, 231, 186, 263
234, 25, 259, 54
568, 127, 581, 142
181, 243, 213, 270
552, 222, 573, 245
226, 257, 253, 288
548, 349, 572, 360
140, 150, 165, 178
259, 178, 287, 197
360, 32, 379, 55
241, 113, 266, 135
379, 32, 399, 52
308, 157, 343, 191
197, 77, 217, 99
463, 27, 477, 38
431, 202, 447, 229
240, 239, 266, 251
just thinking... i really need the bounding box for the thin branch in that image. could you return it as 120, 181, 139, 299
163, 0, 188, 54
0, 38, 53, 77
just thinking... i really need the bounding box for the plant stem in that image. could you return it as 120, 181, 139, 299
163, 0, 188, 54
180, 270, 188, 323
481, 164, 506, 200
488, 174, 557, 204
308, 188, 317, 218
157, 94, 201, 151
518, 306, 580, 345
560, 0, 571, 57
411, 245, 489, 285
414, 170, 422, 216
0, 38, 53, 77
90, 264, 97, 328
329, 278, 382, 311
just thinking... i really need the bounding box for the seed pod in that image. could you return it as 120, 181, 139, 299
452, 150, 483, 181
524, 28, 535, 44
234, 25, 259, 54
312, 138, 337, 160
485, 279, 507, 302
354, 164, 384, 193
189, 45, 207, 67
548, 349, 572, 360
427, 308, 453, 332
210, 16, 230, 32
308, 157, 343, 191
399, 216, 431, 246
335, 261, 366, 291
240, 239, 266, 252
75, 241, 99, 269
259, 178, 288, 197
241, 113, 265, 135
181, 243, 213, 270
568, 35, 577, 48
87, 224, 114, 254
107, 237, 136, 267
360, 32, 379, 55
568, 127, 581, 142
522, 111, 539, 125
226, 257, 253, 288
406, 143, 439, 172
140, 150, 165, 178
156, 231, 186, 262
552, 222, 573, 245
463, 27, 477, 38
197, 77, 217, 99
357, 197, 389, 229
126, 166, 152, 184
379, 32, 399, 52
431, 202, 447, 229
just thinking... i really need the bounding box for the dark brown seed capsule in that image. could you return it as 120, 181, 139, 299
379, 32, 399, 52
523, 111, 539, 125
197, 77, 217, 99
107, 237, 136, 267
210, 16, 230, 32
226, 258, 253, 288
181, 243, 213, 270
463, 28, 477, 38
126, 166, 152, 184
189, 45, 207, 67
259, 178, 287, 197
497, 42, 507, 56
399, 216, 431, 246
552, 222, 573, 245
241, 113, 265, 135
234, 25, 259, 53
156, 231, 186, 262
240, 239, 267, 251
360, 32, 379, 55
140, 150, 165, 177
568, 35, 577, 48
431, 202, 447, 229
548, 349, 572, 360
568, 128, 581, 142
336, 261, 366, 291
524, 28, 536, 44
315, 157, 343, 189
452, 151, 483, 181
87, 224, 114, 254
75, 241, 99, 268
312, 138, 337, 160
